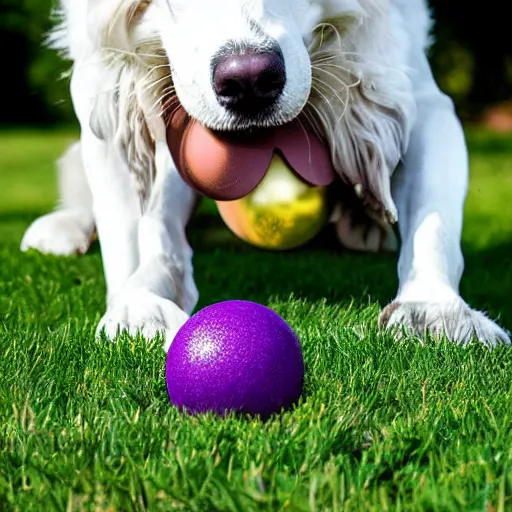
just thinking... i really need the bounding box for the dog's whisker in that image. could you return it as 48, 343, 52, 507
152, 84, 178, 106
136, 52, 168, 60
143, 63, 172, 72
133, 67, 172, 92
294, 117, 314, 166
310, 83, 340, 123
301, 107, 325, 141
309, 23, 332, 52
321, 83, 351, 125
102, 40, 167, 63
102, 47, 137, 58
312, 22, 344, 48
143, 81, 174, 101
163, 99, 183, 126
311, 76, 349, 112
149, 90, 178, 115
134, 72, 173, 97
136, 86, 175, 116
139, 72, 173, 92
311, 78, 352, 128
312, 71, 353, 95
306, 95, 334, 131
315, 63, 361, 79
311, 50, 369, 61
311, 60, 358, 76
311, 65, 361, 91
127, 74, 173, 104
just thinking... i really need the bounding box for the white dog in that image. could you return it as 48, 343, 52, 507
21, 0, 510, 350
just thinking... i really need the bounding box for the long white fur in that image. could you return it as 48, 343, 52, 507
22, 0, 510, 349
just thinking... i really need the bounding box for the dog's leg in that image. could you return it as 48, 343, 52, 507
78, 125, 142, 302
72, 121, 194, 349
96, 139, 199, 350
38, 61, 197, 349
379, 54, 510, 347
21, 141, 96, 256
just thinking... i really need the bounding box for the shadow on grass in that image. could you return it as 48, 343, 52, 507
186, 208, 512, 332
4, 206, 511, 332
186, 209, 399, 311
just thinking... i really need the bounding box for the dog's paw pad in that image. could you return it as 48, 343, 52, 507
21, 210, 94, 256
379, 299, 511, 348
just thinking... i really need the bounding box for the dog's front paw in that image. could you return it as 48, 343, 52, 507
97, 290, 189, 351
21, 210, 94, 256
379, 299, 510, 348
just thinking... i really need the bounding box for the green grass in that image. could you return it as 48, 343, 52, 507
0, 126, 512, 511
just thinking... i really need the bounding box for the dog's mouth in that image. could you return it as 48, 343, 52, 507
166, 105, 336, 201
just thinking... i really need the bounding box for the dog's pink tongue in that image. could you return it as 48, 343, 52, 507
167, 107, 336, 201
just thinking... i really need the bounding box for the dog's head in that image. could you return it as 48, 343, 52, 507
153, 0, 327, 131
88, 0, 415, 219
109, 0, 366, 132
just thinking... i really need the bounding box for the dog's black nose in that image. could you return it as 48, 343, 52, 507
212, 49, 286, 114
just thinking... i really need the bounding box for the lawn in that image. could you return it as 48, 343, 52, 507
0, 126, 511, 511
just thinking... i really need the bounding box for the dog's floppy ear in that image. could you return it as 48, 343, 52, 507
87, 0, 150, 50
308, 1, 415, 223
87, 0, 165, 204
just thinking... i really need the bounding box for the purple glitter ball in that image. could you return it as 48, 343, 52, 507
165, 300, 304, 417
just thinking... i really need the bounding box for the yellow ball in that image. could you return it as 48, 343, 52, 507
216, 153, 334, 251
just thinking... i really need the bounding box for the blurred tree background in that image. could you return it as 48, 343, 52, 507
0, 0, 511, 128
